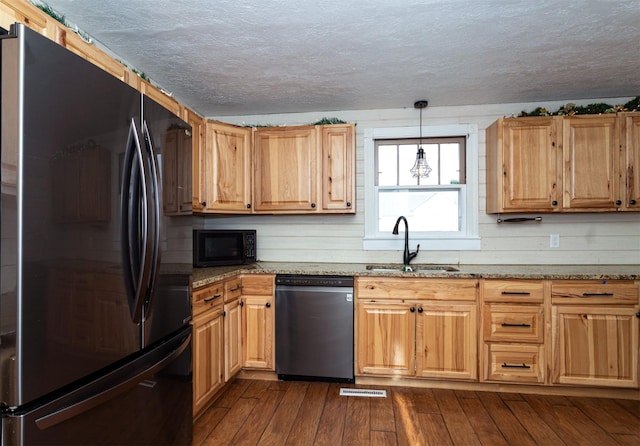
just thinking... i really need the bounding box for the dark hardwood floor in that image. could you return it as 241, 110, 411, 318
193, 379, 640, 446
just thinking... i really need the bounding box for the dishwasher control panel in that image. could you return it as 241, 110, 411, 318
275, 275, 354, 287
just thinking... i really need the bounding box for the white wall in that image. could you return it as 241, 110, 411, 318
197, 97, 640, 266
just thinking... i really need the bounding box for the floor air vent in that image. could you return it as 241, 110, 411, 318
339, 388, 387, 398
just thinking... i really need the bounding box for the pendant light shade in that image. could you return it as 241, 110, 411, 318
411, 100, 431, 178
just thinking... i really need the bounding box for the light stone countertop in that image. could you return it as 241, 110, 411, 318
188, 262, 640, 289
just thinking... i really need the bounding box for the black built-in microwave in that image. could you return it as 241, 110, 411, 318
193, 229, 256, 267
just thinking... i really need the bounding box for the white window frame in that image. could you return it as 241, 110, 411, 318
363, 124, 480, 251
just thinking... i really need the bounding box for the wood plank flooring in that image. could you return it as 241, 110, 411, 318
193, 379, 640, 446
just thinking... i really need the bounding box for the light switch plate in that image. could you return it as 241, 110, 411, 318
550, 234, 560, 248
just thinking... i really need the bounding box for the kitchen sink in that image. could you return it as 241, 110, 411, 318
366, 264, 459, 273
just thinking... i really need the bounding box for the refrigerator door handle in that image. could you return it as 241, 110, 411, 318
141, 120, 162, 314
120, 118, 149, 323
34, 329, 191, 431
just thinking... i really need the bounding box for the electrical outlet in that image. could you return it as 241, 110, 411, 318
550, 234, 560, 248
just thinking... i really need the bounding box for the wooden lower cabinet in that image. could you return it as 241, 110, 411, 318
223, 297, 242, 381
241, 295, 274, 370
416, 302, 477, 380
241, 275, 275, 370
356, 302, 415, 376
551, 280, 640, 389
192, 277, 244, 418
356, 300, 477, 380
552, 305, 638, 388
192, 305, 224, 417
484, 343, 545, 383
481, 279, 547, 385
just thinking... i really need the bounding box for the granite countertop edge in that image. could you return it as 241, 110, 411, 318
188, 262, 640, 289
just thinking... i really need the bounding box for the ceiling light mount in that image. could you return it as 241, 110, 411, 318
414, 100, 429, 109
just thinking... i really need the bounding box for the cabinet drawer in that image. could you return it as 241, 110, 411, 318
484, 344, 544, 384
551, 281, 639, 305
225, 277, 243, 302
241, 274, 274, 295
483, 280, 544, 303
357, 277, 477, 301
192, 283, 224, 317
483, 304, 544, 343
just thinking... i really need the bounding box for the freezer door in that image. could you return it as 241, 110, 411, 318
1, 327, 192, 446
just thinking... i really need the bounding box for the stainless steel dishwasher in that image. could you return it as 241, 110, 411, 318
275, 275, 354, 382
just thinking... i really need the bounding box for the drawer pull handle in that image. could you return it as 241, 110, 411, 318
204, 294, 222, 303
501, 291, 531, 295
501, 362, 531, 369
229, 285, 243, 292
501, 323, 531, 328
581, 293, 614, 297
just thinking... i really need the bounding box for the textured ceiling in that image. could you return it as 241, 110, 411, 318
41, 0, 640, 117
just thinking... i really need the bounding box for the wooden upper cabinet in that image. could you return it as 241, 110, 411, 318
562, 115, 620, 211
321, 124, 355, 213
253, 126, 320, 212
487, 114, 638, 213
486, 117, 560, 213
188, 111, 206, 213
201, 121, 252, 213
624, 113, 640, 210
162, 127, 192, 215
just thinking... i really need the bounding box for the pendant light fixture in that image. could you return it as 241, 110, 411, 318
410, 100, 432, 178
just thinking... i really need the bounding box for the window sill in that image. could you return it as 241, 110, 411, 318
363, 237, 481, 251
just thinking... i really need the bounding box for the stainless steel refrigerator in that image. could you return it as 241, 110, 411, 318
1, 23, 193, 445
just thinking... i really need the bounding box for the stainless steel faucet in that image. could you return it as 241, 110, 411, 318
392, 216, 420, 269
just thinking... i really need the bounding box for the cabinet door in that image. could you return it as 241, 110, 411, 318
253, 126, 319, 212
163, 130, 179, 214
487, 117, 560, 212
178, 130, 193, 213
562, 116, 620, 210
192, 307, 224, 417
356, 302, 415, 376
321, 124, 355, 213
223, 298, 242, 381
241, 295, 274, 370
552, 305, 638, 388
416, 302, 477, 380
624, 113, 640, 210
189, 111, 206, 213
203, 121, 252, 213
162, 128, 192, 215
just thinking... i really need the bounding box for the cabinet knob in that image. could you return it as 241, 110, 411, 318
630, 200, 637, 206
615, 200, 622, 206
311, 203, 316, 208
551, 200, 558, 206
222, 311, 226, 317
410, 307, 415, 313
636, 312, 640, 319
417, 307, 423, 313
265, 302, 271, 308
346, 201, 351, 207
247, 203, 251, 209
239, 301, 244, 307
200, 201, 206, 207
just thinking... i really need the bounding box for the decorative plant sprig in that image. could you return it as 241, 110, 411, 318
520, 96, 639, 117
33, 2, 66, 26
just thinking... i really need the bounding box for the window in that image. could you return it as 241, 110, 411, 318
363, 124, 480, 251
